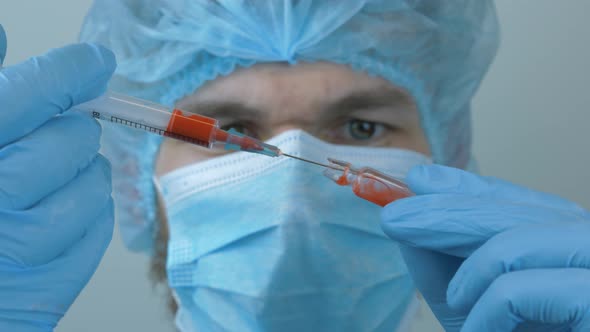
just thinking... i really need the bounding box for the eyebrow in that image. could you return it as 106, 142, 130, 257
179, 87, 414, 121
180, 102, 263, 120
321, 88, 415, 120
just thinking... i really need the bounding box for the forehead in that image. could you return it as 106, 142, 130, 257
176, 62, 413, 117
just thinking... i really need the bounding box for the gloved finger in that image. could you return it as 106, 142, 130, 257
448, 223, 590, 311
460, 269, 590, 332
0, 154, 112, 267
399, 246, 468, 331
406, 165, 587, 215
0, 112, 101, 210
0, 198, 114, 323
0, 43, 115, 146
0, 24, 6, 66
381, 194, 587, 257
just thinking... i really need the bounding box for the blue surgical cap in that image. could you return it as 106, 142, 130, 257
80, 0, 499, 253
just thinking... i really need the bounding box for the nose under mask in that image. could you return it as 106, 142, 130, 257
156, 130, 431, 332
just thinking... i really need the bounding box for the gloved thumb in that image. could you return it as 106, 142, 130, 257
405, 164, 586, 213
0, 24, 7, 66
404, 164, 481, 195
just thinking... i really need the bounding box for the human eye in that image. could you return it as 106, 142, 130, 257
322, 117, 403, 146
346, 119, 385, 141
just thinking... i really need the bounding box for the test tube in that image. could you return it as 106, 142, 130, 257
73, 91, 281, 157
323, 158, 413, 206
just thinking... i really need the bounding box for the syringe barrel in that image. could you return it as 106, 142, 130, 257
74, 91, 281, 155
73, 91, 218, 148
74, 91, 173, 131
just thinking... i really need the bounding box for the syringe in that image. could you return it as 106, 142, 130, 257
74, 91, 411, 207
73, 91, 281, 156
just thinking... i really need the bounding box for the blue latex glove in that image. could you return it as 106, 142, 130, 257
0, 26, 116, 332
381, 165, 590, 332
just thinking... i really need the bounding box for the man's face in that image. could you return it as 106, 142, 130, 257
151, 62, 431, 297
155, 61, 430, 176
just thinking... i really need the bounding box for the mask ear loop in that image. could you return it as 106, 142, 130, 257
152, 175, 182, 310
170, 290, 182, 316
152, 175, 164, 200
152, 174, 168, 223
152, 174, 173, 247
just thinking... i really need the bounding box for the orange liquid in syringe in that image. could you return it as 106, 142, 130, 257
165, 109, 217, 146
165, 109, 263, 151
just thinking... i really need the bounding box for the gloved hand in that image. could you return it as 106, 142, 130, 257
381, 164, 590, 332
0, 24, 116, 332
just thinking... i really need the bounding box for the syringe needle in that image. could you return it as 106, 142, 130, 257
281, 153, 343, 170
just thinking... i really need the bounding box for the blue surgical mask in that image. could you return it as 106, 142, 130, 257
156, 130, 431, 332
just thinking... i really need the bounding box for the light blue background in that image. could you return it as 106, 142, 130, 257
1, 1, 589, 331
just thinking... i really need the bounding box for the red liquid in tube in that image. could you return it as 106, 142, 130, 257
328, 160, 412, 207
351, 173, 411, 207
